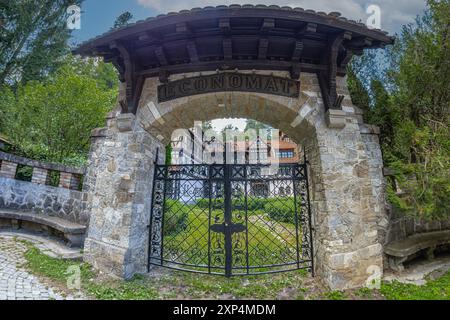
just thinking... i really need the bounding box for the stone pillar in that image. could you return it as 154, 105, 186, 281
0, 160, 18, 179
306, 121, 384, 290
359, 124, 389, 246
31, 167, 48, 185
83, 112, 165, 279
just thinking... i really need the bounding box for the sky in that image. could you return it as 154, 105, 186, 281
71, 0, 427, 130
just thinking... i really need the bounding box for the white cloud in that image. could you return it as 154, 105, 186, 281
136, 0, 426, 33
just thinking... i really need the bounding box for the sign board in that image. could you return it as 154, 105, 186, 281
158, 73, 300, 102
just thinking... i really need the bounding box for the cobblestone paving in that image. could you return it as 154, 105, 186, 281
0, 236, 68, 300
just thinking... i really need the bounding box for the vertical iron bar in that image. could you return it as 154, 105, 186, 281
224, 162, 233, 277
147, 147, 160, 271
207, 165, 213, 274
244, 165, 250, 275
292, 165, 301, 270
304, 148, 315, 277
159, 165, 169, 267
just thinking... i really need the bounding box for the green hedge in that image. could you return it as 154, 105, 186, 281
264, 198, 296, 223
196, 197, 272, 211
196, 197, 298, 223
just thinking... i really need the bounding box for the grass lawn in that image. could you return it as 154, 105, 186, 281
18, 239, 450, 300
162, 208, 302, 273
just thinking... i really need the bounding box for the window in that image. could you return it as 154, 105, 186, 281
278, 149, 295, 158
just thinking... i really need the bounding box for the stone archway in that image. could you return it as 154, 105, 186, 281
75, 5, 392, 290
82, 70, 386, 290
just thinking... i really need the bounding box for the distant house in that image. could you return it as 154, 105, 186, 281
169, 128, 301, 201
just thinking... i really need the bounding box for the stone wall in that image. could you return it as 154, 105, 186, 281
0, 177, 86, 225
0, 152, 87, 225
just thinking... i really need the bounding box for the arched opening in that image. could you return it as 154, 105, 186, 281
152, 116, 313, 276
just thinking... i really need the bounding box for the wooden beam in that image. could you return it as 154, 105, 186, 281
131, 75, 145, 114
258, 38, 269, 60
300, 22, 317, 34
136, 60, 335, 78
159, 69, 169, 83
138, 33, 150, 42
327, 33, 344, 108
176, 22, 190, 33
155, 46, 168, 66
110, 41, 134, 113
137, 31, 160, 44
349, 37, 373, 47
223, 38, 232, 60
339, 49, 353, 67
343, 31, 353, 41
261, 18, 275, 33
290, 64, 301, 79
219, 18, 231, 33
291, 40, 304, 62
186, 41, 199, 63
318, 32, 347, 111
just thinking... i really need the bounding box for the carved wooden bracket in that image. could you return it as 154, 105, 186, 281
319, 32, 352, 111
110, 41, 144, 114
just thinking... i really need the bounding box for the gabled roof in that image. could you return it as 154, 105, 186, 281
74, 5, 393, 56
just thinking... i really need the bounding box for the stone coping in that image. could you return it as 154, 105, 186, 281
0, 151, 85, 175
0, 210, 86, 234
385, 230, 450, 258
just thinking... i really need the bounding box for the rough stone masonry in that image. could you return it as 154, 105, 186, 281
82, 70, 387, 290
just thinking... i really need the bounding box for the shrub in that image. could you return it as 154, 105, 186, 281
163, 199, 189, 236
264, 198, 296, 223
196, 197, 297, 220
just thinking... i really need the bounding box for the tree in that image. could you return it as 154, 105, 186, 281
221, 124, 239, 135
113, 11, 133, 29
202, 121, 213, 131
370, 79, 399, 151
347, 64, 372, 123
165, 143, 173, 166
244, 119, 269, 131
385, 0, 450, 219
0, 57, 117, 165
0, 0, 83, 86
349, 0, 450, 220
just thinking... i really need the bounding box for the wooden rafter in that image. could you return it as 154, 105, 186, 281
258, 38, 269, 60
186, 41, 199, 63
73, 7, 394, 114
223, 38, 232, 60
318, 32, 352, 111
110, 41, 145, 114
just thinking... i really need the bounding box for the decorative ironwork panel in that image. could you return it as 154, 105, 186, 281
149, 163, 313, 276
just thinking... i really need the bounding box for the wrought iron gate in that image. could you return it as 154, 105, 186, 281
148, 163, 313, 276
